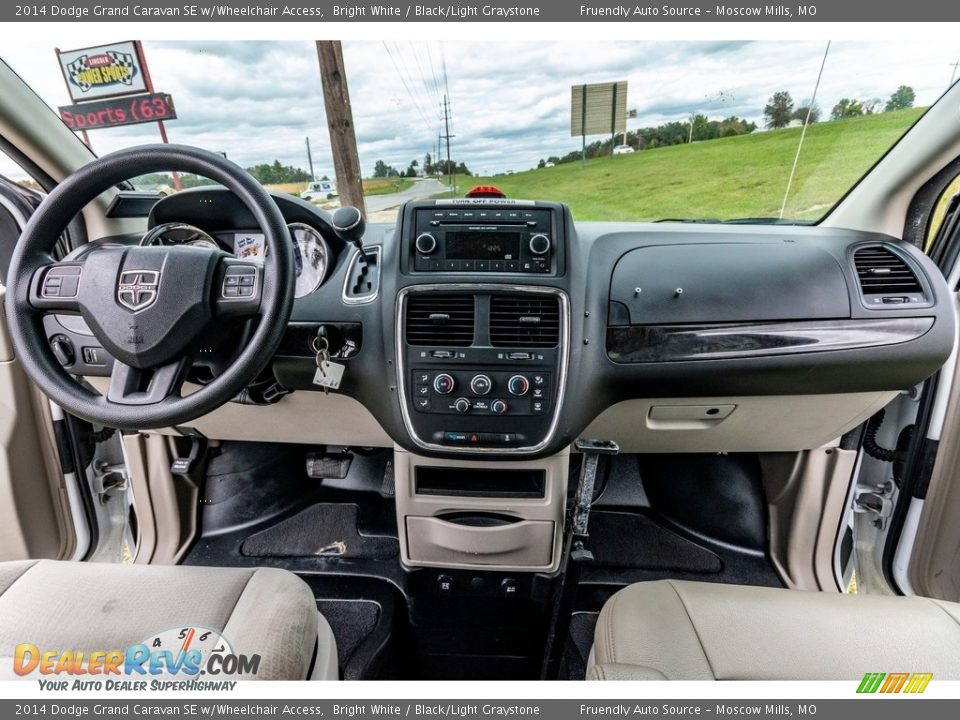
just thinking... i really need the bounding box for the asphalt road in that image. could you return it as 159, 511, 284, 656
364, 177, 446, 212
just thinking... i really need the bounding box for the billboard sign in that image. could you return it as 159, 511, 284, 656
571, 81, 628, 136
58, 93, 177, 131
56, 41, 148, 102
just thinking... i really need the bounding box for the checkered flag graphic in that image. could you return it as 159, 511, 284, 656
66, 51, 136, 92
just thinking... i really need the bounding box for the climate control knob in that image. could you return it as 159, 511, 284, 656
470, 374, 492, 395
454, 397, 472, 414
528, 233, 550, 255
433, 373, 455, 395
507, 375, 530, 396
415, 232, 438, 254
490, 399, 508, 415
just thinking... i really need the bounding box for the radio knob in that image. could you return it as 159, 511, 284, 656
507, 375, 530, 396
490, 399, 508, 415
416, 232, 438, 255
470, 374, 492, 396
454, 397, 471, 414
433, 373, 455, 395
528, 234, 550, 255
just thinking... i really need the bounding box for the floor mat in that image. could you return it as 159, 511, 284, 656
317, 599, 382, 679
559, 611, 598, 680
241, 504, 399, 560
586, 511, 722, 572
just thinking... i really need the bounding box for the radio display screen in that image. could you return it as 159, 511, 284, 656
446, 232, 521, 260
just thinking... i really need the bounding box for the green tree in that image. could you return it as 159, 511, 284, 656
764, 91, 794, 129
372, 160, 399, 178
791, 103, 821, 124
885, 85, 916, 112
537, 159, 546, 169
245, 160, 311, 184
831, 98, 865, 120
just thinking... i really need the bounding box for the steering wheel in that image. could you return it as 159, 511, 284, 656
4, 144, 295, 430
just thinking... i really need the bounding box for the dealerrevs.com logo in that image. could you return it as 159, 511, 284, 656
14, 626, 259, 691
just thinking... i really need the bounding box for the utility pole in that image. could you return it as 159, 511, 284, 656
305, 136, 315, 180
316, 41, 366, 216
950, 60, 960, 89
442, 94, 456, 195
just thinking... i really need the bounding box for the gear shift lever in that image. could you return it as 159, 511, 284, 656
331, 206, 368, 263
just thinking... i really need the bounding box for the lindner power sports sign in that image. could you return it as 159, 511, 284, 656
56, 41, 148, 102
54, 40, 179, 141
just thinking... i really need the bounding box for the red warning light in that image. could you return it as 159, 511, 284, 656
465, 185, 506, 198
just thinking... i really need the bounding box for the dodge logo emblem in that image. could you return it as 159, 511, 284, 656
117, 270, 159, 312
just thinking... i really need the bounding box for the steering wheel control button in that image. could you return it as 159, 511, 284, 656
470, 374, 493, 395
507, 375, 530, 396
433, 373, 455, 395
221, 265, 258, 300
490, 399, 508, 415
42, 266, 82, 298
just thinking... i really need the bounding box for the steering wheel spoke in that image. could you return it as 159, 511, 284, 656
106, 356, 191, 406
215, 257, 264, 318
29, 260, 85, 314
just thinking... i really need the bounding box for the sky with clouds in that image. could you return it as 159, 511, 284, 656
1, 39, 958, 180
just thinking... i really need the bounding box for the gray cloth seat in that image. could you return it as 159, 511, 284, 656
0, 560, 337, 680
588, 579, 960, 681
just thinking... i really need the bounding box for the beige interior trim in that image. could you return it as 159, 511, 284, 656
0, 286, 74, 561
394, 445, 569, 572
908, 351, 960, 602
87, 377, 391, 447
582, 392, 897, 453
120, 433, 202, 565
761, 446, 858, 591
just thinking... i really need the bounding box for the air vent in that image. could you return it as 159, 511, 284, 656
490, 295, 561, 348
406, 295, 475, 347
854, 246, 922, 295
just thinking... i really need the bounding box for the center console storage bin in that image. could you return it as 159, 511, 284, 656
405, 516, 555, 568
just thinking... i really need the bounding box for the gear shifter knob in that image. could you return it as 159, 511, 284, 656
332, 206, 367, 261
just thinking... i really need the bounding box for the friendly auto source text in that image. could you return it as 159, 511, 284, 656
579, 4, 815, 17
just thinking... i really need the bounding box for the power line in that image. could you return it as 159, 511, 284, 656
425, 42, 443, 105
410, 42, 442, 114
393, 41, 438, 122
382, 40, 433, 131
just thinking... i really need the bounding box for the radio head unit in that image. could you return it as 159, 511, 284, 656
405, 200, 562, 275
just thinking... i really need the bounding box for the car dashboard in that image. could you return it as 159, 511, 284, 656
45, 187, 957, 460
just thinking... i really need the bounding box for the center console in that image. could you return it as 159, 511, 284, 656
393, 200, 571, 575
396, 200, 570, 456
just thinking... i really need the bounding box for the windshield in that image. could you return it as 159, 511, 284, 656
0, 40, 949, 224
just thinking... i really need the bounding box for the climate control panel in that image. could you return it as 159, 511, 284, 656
398, 286, 568, 454
412, 370, 551, 417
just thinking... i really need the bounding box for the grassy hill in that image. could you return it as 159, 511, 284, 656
460, 108, 925, 222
